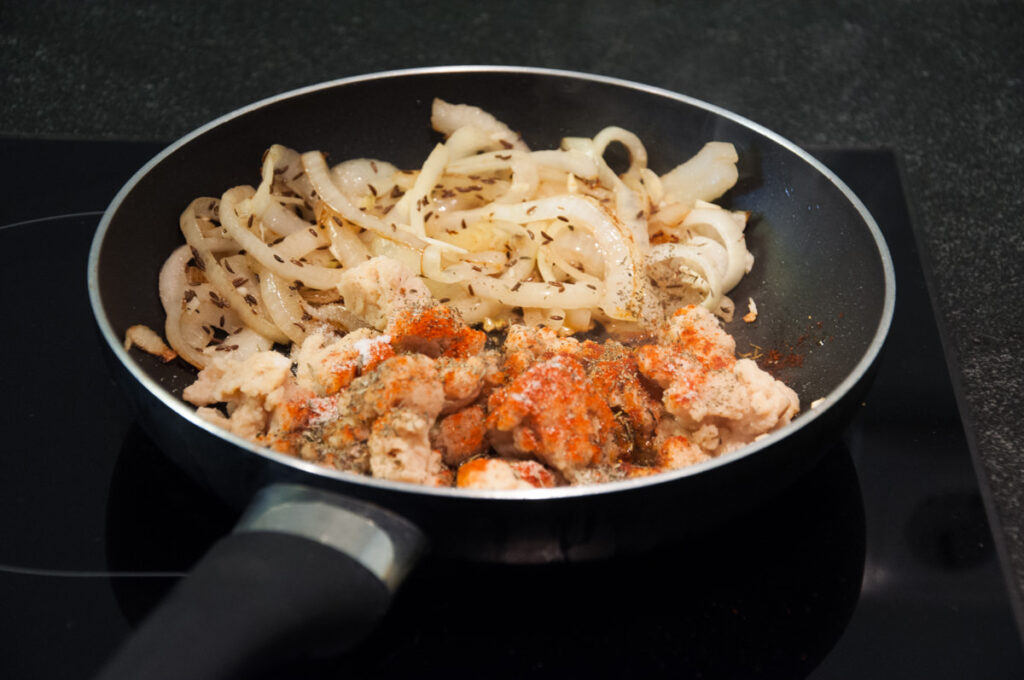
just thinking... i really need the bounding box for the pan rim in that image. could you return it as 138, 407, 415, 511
87, 64, 896, 502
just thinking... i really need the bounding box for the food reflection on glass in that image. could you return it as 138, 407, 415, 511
125, 99, 799, 490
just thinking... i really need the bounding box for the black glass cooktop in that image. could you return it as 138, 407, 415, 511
0, 139, 1021, 679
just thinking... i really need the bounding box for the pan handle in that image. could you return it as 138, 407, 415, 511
96, 484, 427, 680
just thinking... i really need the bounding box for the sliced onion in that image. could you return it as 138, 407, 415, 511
302, 151, 429, 251
392, 143, 448, 233
487, 195, 643, 320
218, 186, 343, 291
322, 211, 372, 268
564, 308, 592, 333
200, 328, 274, 363
588, 126, 650, 250
446, 295, 507, 326
244, 145, 310, 222
659, 142, 739, 209
442, 126, 502, 161
421, 244, 502, 284
270, 222, 329, 261
646, 242, 724, 311
158, 244, 192, 318
497, 157, 539, 204
431, 98, 529, 151
367, 236, 423, 274
467, 276, 601, 310
180, 197, 289, 343
258, 198, 316, 237
446, 148, 597, 180
156, 245, 208, 368
330, 158, 398, 203
682, 204, 753, 291
548, 226, 605, 279
259, 270, 309, 345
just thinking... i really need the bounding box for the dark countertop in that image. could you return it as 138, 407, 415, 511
3, 0, 1022, 636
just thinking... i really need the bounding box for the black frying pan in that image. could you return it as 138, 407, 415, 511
88, 66, 894, 679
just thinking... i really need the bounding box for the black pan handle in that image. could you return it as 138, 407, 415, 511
95, 484, 427, 680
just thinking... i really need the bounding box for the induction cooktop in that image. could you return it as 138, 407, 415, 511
0, 139, 1020, 679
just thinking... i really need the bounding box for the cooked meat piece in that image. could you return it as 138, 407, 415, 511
343, 354, 445, 422
502, 327, 661, 458
455, 458, 558, 490
183, 351, 293, 406
387, 304, 486, 359
639, 307, 799, 462
435, 355, 489, 414
263, 351, 447, 472
665, 367, 750, 428
658, 304, 737, 369
657, 434, 712, 469
584, 344, 663, 446
635, 343, 703, 388
501, 323, 582, 376
265, 382, 324, 434
636, 315, 746, 430
368, 408, 444, 485
715, 358, 799, 452
336, 256, 433, 330
183, 351, 294, 439
320, 442, 371, 475
194, 397, 268, 440
734, 358, 799, 431
322, 417, 371, 451
486, 354, 622, 480
293, 328, 394, 396
437, 404, 488, 465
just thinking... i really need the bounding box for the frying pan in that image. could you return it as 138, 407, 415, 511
88, 66, 894, 679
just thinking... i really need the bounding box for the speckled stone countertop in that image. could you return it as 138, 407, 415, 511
3, 0, 1022, 632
